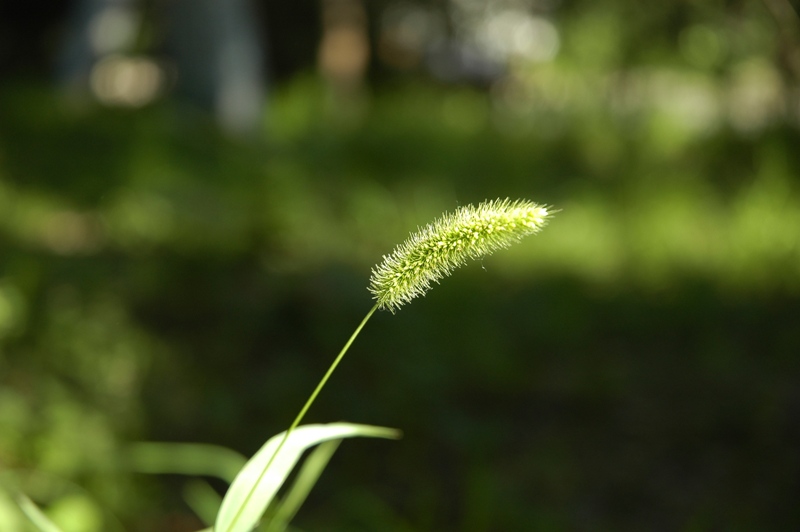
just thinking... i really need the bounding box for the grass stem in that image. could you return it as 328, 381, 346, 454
224, 304, 379, 532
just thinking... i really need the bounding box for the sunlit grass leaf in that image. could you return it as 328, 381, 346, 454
14, 492, 63, 532
264, 439, 342, 532
215, 423, 400, 532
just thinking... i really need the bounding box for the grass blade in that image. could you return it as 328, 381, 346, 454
215, 423, 400, 532
15, 492, 63, 532
127, 442, 248, 484
264, 439, 342, 532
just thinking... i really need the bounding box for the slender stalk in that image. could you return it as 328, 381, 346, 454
278, 304, 378, 445
224, 304, 379, 532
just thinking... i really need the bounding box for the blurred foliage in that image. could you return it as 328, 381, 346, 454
2, 1, 800, 530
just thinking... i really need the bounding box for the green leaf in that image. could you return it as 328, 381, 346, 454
14, 492, 63, 532
214, 422, 400, 532
182, 479, 223, 527
264, 439, 342, 532
127, 442, 248, 484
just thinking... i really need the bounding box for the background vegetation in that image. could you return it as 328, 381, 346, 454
1, 0, 799, 530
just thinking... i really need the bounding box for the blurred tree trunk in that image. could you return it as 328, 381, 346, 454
317, 0, 369, 114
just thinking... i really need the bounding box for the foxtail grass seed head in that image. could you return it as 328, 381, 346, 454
369, 198, 553, 312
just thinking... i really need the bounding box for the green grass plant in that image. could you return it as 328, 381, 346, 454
211, 198, 552, 532
7, 198, 552, 532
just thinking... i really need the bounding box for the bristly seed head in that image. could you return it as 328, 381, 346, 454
369, 198, 553, 312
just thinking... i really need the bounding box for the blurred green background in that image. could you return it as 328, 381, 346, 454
2, 0, 800, 530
